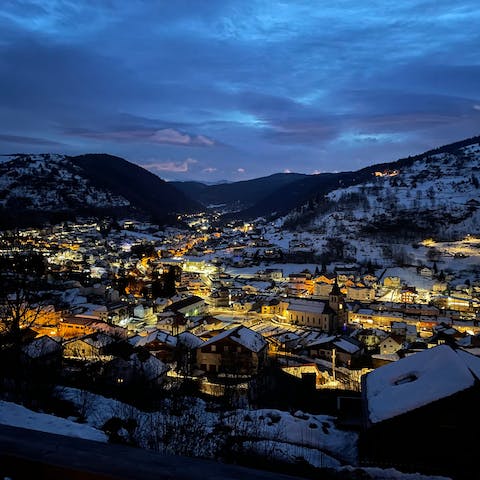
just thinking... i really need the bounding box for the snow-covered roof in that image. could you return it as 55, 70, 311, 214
176, 331, 204, 349
305, 335, 361, 354
366, 345, 480, 424
371, 353, 400, 362
333, 337, 361, 354
129, 329, 177, 348
76, 333, 116, 349
22, 336, 60, 358
304, 335, 337, 348
201, 326, 267, 353
287, 299, 327, 314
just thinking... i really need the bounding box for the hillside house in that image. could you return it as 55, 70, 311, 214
57, 316, 96, 339
128, 329, 177, 363
303, 335, 363, 367
93, 302, 130, 323
378, 335, 404, 355
196, 325, 267, 375
22, 335, 62, 365
401, 286, 418, 304
261, 298, 289, 315
383, 276, 401, 288
209, 286, 230, 308
418, 266, 433, 278
346, 285, 375, 302
63, 332, 117, 359
104, 351, 169, 388
264, 268, 283, 281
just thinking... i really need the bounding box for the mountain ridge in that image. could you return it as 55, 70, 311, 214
172, 172, 308, 210
226, 135, 480, 222
281, 136, 480, 241
0, 153, 202, 228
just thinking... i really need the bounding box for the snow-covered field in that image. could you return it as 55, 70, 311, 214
0, 389, 451, 479
0, 399, 107, 442
56, 388, 448, 479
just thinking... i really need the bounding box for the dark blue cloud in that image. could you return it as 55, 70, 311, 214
0, 133, 65, 146
0, 0, 479, 181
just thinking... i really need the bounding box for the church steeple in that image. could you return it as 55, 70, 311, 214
328, 279, 346, 333
328, 279, 343, 312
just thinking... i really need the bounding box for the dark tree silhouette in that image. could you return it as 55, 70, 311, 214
0, 232, 52, 401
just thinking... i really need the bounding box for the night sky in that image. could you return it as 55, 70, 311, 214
1, 1, 479, 182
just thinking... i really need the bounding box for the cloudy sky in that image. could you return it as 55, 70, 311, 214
1, 1, 479, 182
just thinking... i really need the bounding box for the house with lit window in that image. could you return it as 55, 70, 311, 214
63, 332, 117, 360
345, 284, 375, 302
400, 286, 418, 303
378, 334, 404, 355
302, 335, 363, 367
196, 325, 267, 375
261, 298, 289, 315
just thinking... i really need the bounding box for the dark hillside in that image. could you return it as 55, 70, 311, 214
172, 173, 307, 208
71, 154, 203, 221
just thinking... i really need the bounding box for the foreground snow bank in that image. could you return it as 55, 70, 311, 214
0, 400, 107, 442
57, 388, 451, 479
223, 408, 357, 465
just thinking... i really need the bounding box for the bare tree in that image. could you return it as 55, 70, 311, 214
0, 232, 50, 399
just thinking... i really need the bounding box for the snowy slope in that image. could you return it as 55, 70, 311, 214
57, 387, 449, 479
283, 141, 480, 241
0, 400, 107, 442
0, 153, 130, 210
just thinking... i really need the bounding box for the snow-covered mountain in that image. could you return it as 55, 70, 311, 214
0, 153, 202, 227
0, 154, 129, 210
283, 139, 480, 241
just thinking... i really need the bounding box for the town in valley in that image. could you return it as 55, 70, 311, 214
2, 157, 480, 478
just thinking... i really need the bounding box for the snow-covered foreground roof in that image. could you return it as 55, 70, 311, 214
0, 400, 107, 442
366, 345, 480, 424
